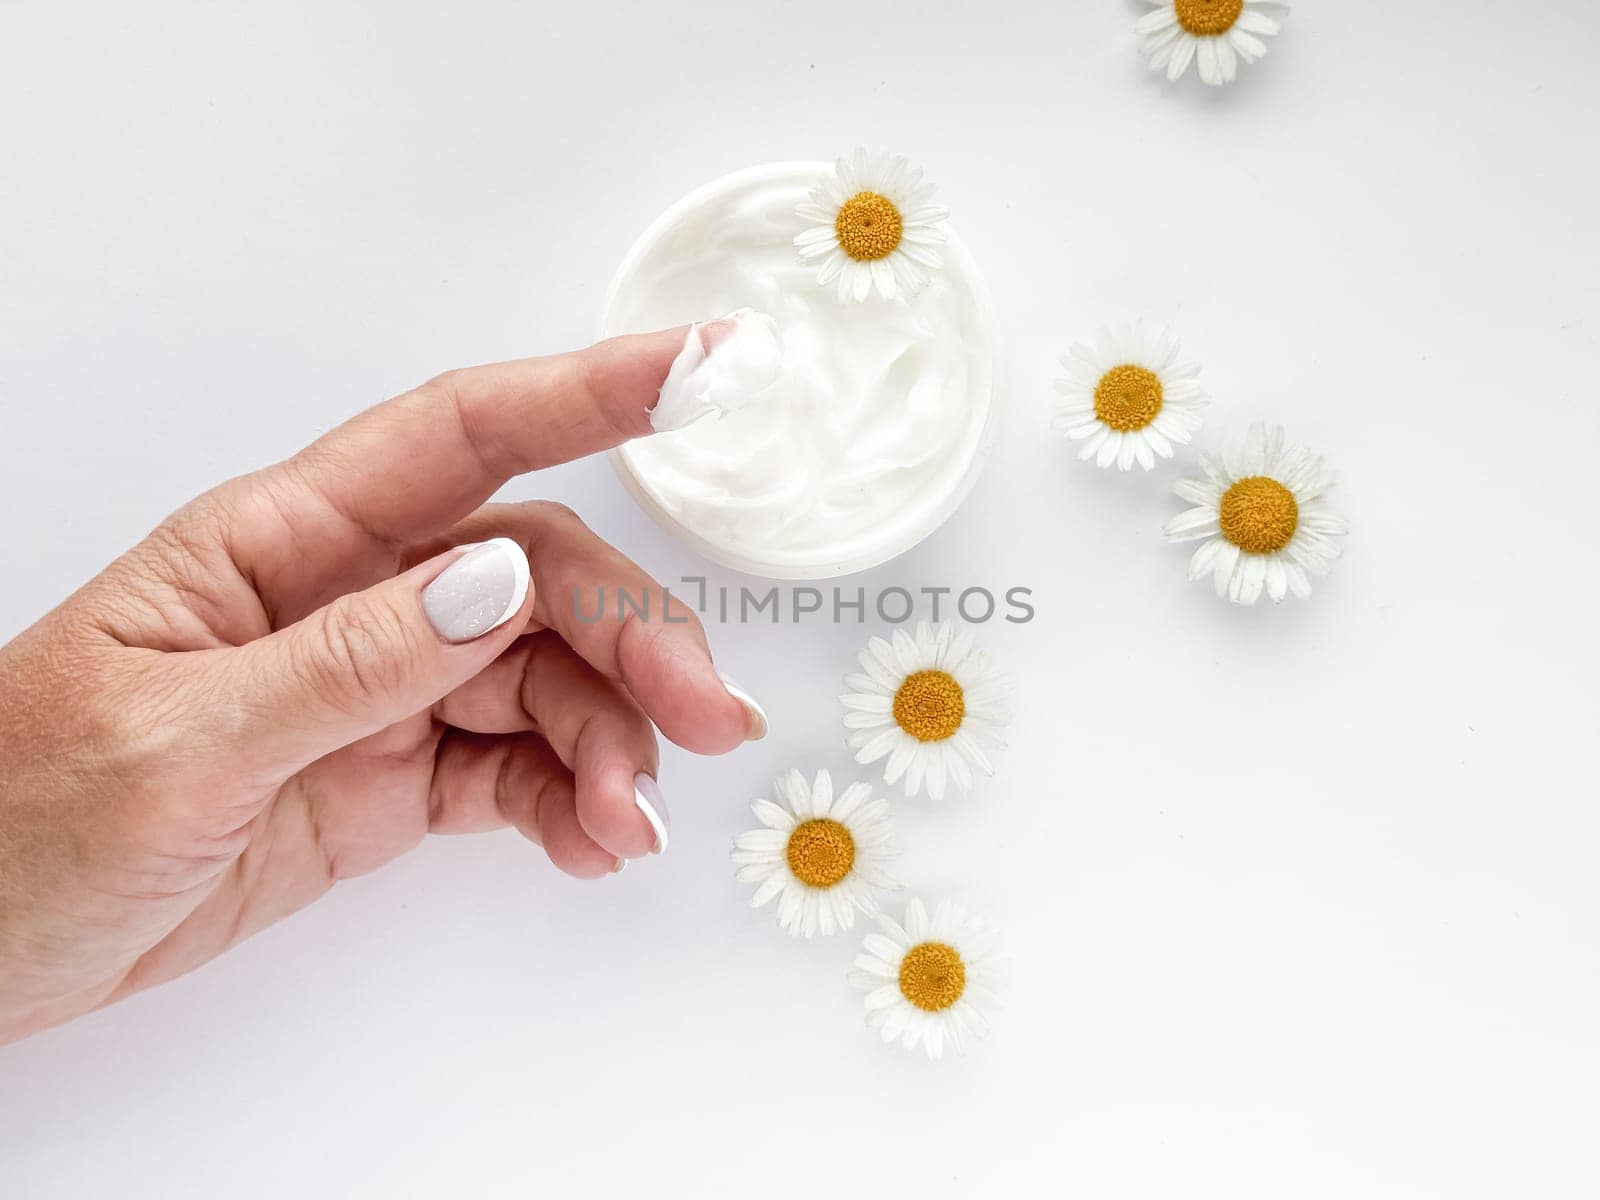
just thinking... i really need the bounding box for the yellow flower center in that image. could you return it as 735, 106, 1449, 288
835, 191, 904, 262
1219, 476, 1299, 554
786, 818, 856, 888
1174, 0, 1244, 36
892, 669, 965, 743
1093, 365, 1164, 432
898, 942, 967, 1012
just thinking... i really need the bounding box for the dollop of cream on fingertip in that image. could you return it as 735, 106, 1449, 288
649, 308, 783, 433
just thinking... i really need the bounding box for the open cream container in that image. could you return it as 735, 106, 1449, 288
600, 162, 997, 580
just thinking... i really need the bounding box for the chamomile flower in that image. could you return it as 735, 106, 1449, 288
1137, 0, 1287, 87
731, 768, 898, 939
841, 621, 1010, 801
1053, 320, 1208, 471
1165, 421, 1348, 604
794, 148, 949, 303
850, 897, 998, 1060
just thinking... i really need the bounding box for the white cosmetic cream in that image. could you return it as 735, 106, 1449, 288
650, 309, 783, 433
602, 163, 996, 579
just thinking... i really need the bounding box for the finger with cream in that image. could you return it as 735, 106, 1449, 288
650, 309, 783, 433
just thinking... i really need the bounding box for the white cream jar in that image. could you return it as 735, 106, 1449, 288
601, 162, 997, 579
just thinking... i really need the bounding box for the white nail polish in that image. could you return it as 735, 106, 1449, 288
718, 671, 769, 741
421, 537, 530, 643
633, 772, 670, 854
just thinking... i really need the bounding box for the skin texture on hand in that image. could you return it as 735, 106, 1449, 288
0, 326, 763, 1044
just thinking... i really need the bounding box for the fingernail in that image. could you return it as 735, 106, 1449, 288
633, 772, 670, 854
611, 858, 628, 875
719, 671, 769, 741
422, 538, 530, 644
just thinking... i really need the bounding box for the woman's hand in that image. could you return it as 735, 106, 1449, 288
0, 326, 766, 1043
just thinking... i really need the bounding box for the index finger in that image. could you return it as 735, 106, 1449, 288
282, 325, 690, 550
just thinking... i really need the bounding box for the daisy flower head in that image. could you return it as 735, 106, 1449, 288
731, 768, 898, 939
841, 621, 1010, 801
1053, 320, 1208, 471
794, 148, 949, 303
1138, 0, 1287, 87
851, 897, 998, 1060
1165, 421, 1349, 604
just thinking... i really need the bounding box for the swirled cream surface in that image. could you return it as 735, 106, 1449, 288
604, 165, 993, 573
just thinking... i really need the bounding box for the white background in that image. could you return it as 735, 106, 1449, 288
2, 1, 1597, 1196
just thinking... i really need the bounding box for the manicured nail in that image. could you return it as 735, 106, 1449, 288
422, 538, 530, 643
719, 671, 769, 741
611, 858, 628, 875
633, 772, 670, 854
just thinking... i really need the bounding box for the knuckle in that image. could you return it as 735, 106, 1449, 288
82, 498, 237, 640
414, 369, 464, 408
573, 345, 644, 443
662, 589, 705, 637
529, 499, 582, 527
415, 369, 508, 480
305, 595, 422, 710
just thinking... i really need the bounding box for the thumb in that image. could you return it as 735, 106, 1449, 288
214, 537, 532, 775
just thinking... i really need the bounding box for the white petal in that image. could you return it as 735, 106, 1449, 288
844, 710, 892, 730
810, 768, 833, 813
1285, 563, 1313, 599
1096, 431, 1123, 469
1303, 511, 1349, 536
1229, 27, 1268, 62
890, 627, 920, 672
1233, 553, 1267, 605
853, 727, 900, 764
777, 887, 802, 932
793, 226, 837, 248
905, 898, 930, 939
841, 692, 892, 713
864, 984, 901, 1011
1242, 423, 1268, 475
1116, 434, 1138, 472
879, 1007, 910, 1044
904, 751, 926, 797
1265, 557, 1288, 603
1236, 9, 1281, 36
1136, 7, 1177, 32
871, 258, 895, 300
733, 829, 786, 852
884, 742, 915, 784
1215, 35, 1238, 83
751, 799, 794, 830
1132, 433, 1156, 471
1173, 477, 1220, 507
1211, 541, 1241, 597
1188, 536, 1226, 581
951, 728, 994, 775
750, 874, 786, 908
832, 782, 872, 823
1164, 505, 1221, 541
1167, 35, 1197, 81
785, 767, 811, 816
